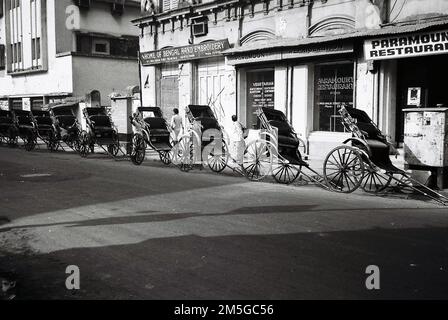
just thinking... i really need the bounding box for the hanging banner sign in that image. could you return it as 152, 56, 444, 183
364, 29, 448, 60
140, 39, 230, 65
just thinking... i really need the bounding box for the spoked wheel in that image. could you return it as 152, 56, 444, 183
24, 133, 37, 151
130, 134, 146, 165
78, 131, 90, 158
272, 155, 301, 185
361, 165, 392, 193
207, 140, 229, 173
174, 136, 194, 172
297, 137, 308, 160
107, 132, 120, 157
47, 131, 59, 152
7, 128, 18, 148
159, 150, 171, 165
392, 174, 416, 194
242, 140, 272, 181
323, 145, 365, 193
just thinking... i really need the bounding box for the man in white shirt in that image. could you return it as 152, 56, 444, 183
230, 115, 246, 165
170, 108, 183, 144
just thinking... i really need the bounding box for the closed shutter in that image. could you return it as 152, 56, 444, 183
162, 0, 178, 11
198, 58, 226, 121
160, 63, 179, 120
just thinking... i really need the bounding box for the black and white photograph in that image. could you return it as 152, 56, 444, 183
1, 0, 448, 310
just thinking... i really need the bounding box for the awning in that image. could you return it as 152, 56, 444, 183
224, 18, 448, 55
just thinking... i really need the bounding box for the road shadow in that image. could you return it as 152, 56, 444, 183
1, 225, 448, 300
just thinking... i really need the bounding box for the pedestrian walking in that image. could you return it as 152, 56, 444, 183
170, 108, 183, 144
230, 115, 246, 165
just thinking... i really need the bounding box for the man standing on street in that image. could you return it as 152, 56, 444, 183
170, 108, 183, 144
230, 115, 246, 165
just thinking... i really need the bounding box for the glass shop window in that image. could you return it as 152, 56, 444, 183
314, 62, 354, 132
246, 68, 275, 129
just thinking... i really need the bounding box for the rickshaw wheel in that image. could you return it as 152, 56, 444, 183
47, 132, 58, 152
7, 127, 18, 147
207, 140, 229, 173
159, 150, 171, 165
78, 131, 90, 158
297, 137, 308, 160
361, 166, 392, 193
323, 145, 365, 193
24, 133, 36, 151
107, 144, 119, 156
272, 155, 301, 185
391, 174, 415, 194
130, 134, 146, 165
242, 140, 272, 181
174, 136, 193, 172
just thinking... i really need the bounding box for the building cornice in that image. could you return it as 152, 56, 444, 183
132, 0, 241, 26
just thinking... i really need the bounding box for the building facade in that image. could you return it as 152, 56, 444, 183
0, 0, 141, 110
136, 0, 448, 159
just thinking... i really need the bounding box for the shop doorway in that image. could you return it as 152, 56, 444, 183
160, 63, 179, 120
198, 58, 226, 122
396, 54, 448, 143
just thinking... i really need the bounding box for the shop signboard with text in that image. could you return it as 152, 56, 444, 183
140, 39, 230, 66
364, 29, 448, 60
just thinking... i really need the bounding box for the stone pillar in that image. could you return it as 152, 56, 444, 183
178, 62, 194, 123
141, 65, 157, 108
291, 64, 312, 140
274, 66, 287, 115
379, 59, 397, 144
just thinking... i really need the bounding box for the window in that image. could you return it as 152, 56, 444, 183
246, 69, 275, 129
31, 97, 44, 110
10, 98, 22, 110
0, 45, 5, 70
162, 0, 178, 12
314, 62, 354, 132
32, 38, 41, 60
92, 39, 110, 55
76, 34, 138, 58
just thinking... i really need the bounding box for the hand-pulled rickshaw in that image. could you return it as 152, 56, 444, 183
11, 110, 37, 151
80, 106, 125, 158
31, 110, 58, 151
49, 102, 83, 153
322, 105, 448, 205
0, 110, 19, 147
242, 107, 327, 187
129, 107, 173, 165
172, 104, 229, 172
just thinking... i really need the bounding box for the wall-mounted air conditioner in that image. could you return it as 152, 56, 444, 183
191, 19, 208, 37
111, 0, 125, 15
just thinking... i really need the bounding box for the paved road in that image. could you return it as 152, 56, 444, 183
0, 147, 448, 299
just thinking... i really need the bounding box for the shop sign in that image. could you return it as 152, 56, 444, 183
226, 51, 282, 65
282, 43, 353, 60
22, 98, 31, 111
140, 39, 230, 66
364, 29, 448, 60
227, 43, 353, 65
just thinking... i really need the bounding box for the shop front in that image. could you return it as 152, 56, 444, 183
364, 28, 448, 146
226, 40, 355, 159
140, 39, 232, 124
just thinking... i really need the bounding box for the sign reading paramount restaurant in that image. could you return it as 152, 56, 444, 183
140, 39, 230, 66
364, 29, 448, 60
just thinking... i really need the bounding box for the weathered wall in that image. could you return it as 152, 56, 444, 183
72, 55, 138, 105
